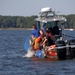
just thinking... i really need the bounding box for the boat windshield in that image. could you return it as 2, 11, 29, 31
44, 21, 61, 29
45, 21, 55, 28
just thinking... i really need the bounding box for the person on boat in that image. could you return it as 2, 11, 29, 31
33, 37, 42, 50
42, 30, 54, 47
38, 30, 55, 58
45, 27, 54, 40
33, 29, 45, 50
48, 29, 53, 40
39, 29, 46, 40
39, 29, 46, 49
31, 24, 40, 38
53, 22, 59, 35
34, 29, 54, 49
39, 29, 45, 36
30, 24, 40, 50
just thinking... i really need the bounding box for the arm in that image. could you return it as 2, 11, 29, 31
41, 37, 47, 46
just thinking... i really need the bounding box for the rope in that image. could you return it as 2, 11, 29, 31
46, 45, 75, 50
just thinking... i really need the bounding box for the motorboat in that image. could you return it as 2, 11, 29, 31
24, 7, 75, 60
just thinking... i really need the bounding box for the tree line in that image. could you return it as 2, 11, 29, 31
0, 15, 37, 28
0, 14, 75, 28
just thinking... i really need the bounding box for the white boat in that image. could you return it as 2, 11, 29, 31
70, 29, 74, 31
24, 7, 75, 60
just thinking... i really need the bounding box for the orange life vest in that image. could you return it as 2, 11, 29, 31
33, 37, 41, 50
45, 44, 57, 57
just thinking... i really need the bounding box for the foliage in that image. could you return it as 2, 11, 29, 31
65, 14, 75, 28
0, 15, 37, 28
0, 14, 75, 28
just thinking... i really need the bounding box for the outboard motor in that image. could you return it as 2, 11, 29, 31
55, 40, 66, 60
69, 39, 75, 58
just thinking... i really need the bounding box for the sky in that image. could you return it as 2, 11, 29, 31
0, 0, 75, 17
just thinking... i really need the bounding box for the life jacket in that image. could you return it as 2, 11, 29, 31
45, 44, 57, 57
33, 37, 41, 50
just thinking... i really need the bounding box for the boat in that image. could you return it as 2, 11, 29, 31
24, 7, 75, 60
69, 29, 74, 31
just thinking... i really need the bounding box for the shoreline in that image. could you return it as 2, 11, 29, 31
0, 28, 74, 30
0, 28, 32, 30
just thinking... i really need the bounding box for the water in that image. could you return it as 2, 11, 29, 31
62, 30, 75, 40
0, 30, 75, 75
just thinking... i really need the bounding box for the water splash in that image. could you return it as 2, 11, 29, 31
23, 48, 35, 58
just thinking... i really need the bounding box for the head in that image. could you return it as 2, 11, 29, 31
39, 29, 44, 35
45, 30, 49, 36
32, 24, 37, 30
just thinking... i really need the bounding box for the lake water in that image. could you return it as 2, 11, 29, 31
0, 30, 75, 75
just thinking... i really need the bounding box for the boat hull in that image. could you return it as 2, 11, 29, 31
24, 37, 75, 60
33, 56, 58, 61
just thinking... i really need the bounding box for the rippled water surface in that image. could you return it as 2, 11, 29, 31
0, 30, 75, 75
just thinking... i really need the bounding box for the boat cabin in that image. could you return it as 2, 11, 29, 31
35, 7, 66, 40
